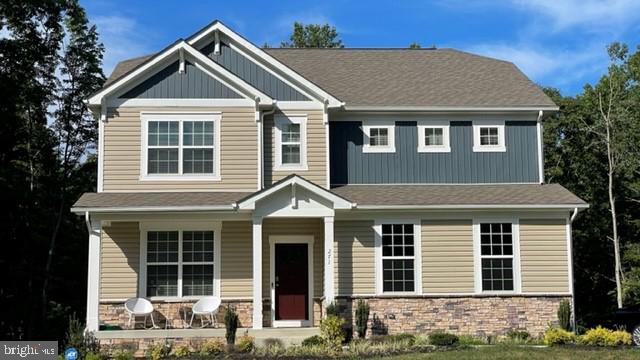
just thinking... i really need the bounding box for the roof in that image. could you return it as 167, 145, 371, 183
330, 183, 587, 208
72, 183, 586, 212
104, 48, 556, 108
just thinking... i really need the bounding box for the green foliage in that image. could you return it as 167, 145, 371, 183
506, 329, 530, 341
543, 327, 577, 345
409, 42, 421, 49
224, 306, 239, 345
145, 342, 171, 360
458, 335, 486, 345
320, 314, 345, 348
578, 326, 632, 346
110, 349, 134, 360
63, 316, 100, 355
199, 338, 225, 356
325, 302, 339, 316
355, 299, 370, 338
171, 344, 191, 358
281, 22, 344, 48
235, 335, 255, 353
558, 300, 572, 330
301, 335, 325, 347
84, 352, 101, 360
428, 331, 459, 346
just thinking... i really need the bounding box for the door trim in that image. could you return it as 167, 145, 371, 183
269, 235, 314, 328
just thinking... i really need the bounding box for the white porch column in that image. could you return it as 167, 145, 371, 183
252, 216, 263, 329
323, 216, 335, 307
86, 217, 101, 332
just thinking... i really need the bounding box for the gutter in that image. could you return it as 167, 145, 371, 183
259, 104, 277, 190
342, 105, 560, 112
355, 204, 589, 210
72, 205, 236, 213
570, 207, 580, 223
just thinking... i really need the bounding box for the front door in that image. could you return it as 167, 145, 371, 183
274, 243, 309, 321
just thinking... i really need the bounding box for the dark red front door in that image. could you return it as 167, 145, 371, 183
275, 243, 308, 321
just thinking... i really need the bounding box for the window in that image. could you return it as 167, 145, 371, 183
417, 121, 450, 152
375, 221, 421, 294
141, 113, 221, 180
143, 226, 220, 298
473, 120, 505, 152
475, 221, 520, 293
363, 123, 395, 153
275, 115, 307, 170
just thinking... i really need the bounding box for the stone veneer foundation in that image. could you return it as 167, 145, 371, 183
335, 295, 569, 338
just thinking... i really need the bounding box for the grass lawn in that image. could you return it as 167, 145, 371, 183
380, 345, 640, 360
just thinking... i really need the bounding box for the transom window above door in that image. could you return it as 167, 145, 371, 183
363, 123, 395, 153
275, 115, 307, 170
473, 120, 506, 152
417, 121, 451, 152
141, 113, 221, 180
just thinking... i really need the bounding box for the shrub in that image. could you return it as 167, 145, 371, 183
172, 344, 191, 358
388, 333, 416, 346
558, 299, 572, 331
428, 331, 459, 346
458, 335, 486, 345
506, 329, 530, 341
578, 326, 632, 346
224, 306, 239, 345
325, 302, 339, 317
145, 342, 171, 360
199, 338, 225, 356
543, 327, 576, 345
64, 315, 100, 356
110, 349, 134, 360
84, 352, 102, 360
301, 335, 325, 347
355, 299, 370, 339
235, 335, 255, 353
320, 314, 345, 348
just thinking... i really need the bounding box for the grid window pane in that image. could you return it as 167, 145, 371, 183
182, 231, 214, 263
369, 128, 389, 146
148, 149, 179, 174
480, 223, 512, 256
425, 128, 444, 146
480, 127, 499, 145
148, 121, 179, 146
481, 258, 513, 291
183, 121, 214, 146
382, 259, 414, 292
147, 265, 178, 297
479, 223, 514, 291
381, 223, 415, 292
183, 265, 214, 296
281, 123, 300, 142
282, 145, 301, 164
183, 149, 214, 174
147, 231, 179, 263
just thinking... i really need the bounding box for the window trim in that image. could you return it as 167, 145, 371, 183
140, 112, 222, 181
362, 123, 396, 153
274, 114, 308, 171
374, 219, 422, 295
417, 121, 451, 153
139, 221, 221, 300
472, 120, 506, 152
472, 217, 521, 295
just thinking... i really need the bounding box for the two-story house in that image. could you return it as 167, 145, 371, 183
72, 20, 587, 342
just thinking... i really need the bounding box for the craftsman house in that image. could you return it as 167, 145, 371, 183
72, 20, 587, 343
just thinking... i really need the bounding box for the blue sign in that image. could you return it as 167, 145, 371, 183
64, 348, 78, 360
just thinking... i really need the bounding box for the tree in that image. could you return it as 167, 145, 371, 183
409, 42, 421, 49
280, 22, 343, 48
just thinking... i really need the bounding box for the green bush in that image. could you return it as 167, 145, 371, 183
301, 335, 325, 347
320, 314, 345, 348
458, 335, 486, 345
543, 327, 577, 345
388, 333, 416, 345
235, 335, 255, 353
199, 338, 225, 356
355, 299, 370, 339
578, 326, 632, 346
110, 349, 134, 360
506, 329, 530, 341
84, 352, 102, 360
428, 331, 459, 346
172, 344, 191, 358
558, 299, 572, 331
325, 302, 339, 317
63, 315, 100, 356
224, 306, 239, 345
145, 342, 171, 360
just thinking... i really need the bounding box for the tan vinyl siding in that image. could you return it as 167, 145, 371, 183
520, 219, 569, 293
262, 218, 324, 298
220, 221, 252, 298
334, 220, 375, 295
100, 222, 139, 299
264, 109, 327, 187
103, 106, 258, 191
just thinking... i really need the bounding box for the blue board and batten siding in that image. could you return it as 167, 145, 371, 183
330, 121, 539, 185
120, 61, 242, 99
201, 42, 310, 101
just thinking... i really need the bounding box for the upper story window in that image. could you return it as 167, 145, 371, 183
363, 122, 395, 153
473, 120, 506, 152
275, 115, 307, 171
417, 121, 451, 153
474, 219, 520, 294
375, 220, 421, 294
141, 113, 221, 181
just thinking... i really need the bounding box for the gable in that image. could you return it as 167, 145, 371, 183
201, 41, 310, 101
120, 60, 243, 99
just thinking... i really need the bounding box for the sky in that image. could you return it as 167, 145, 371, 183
82, 0, 640, 96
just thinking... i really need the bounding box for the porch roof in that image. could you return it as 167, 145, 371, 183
72, 191, 251, 212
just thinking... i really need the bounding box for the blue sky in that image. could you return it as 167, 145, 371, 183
83, 0, 640, 95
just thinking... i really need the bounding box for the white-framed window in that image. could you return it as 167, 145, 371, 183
374, 220, 422, 294
274, 115, 307, 171
473, 120, 506, 152
473, 218, 521, 294
362, 123, 395, 153
417, 121, 451, 153
140, 222, 221, 299
140, 113, 221, 181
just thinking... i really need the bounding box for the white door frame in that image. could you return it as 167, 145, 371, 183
269, 235, 314, 328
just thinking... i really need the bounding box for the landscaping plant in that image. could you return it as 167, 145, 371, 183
578, 326, 632, 346
199, 338, 225, 356
63, 316, 100, 356
235, 335, 255, 353
110, 349, 134, 360
320, 314, 346, 349
301, 335, 325, 347
325, 302, 339, 316
145, 342, 171, 360
172, 344, 191, 358
224, 306, 239, 345
558, 299, 572, 330
428, 331, 459, 346
355, 299, 370, 338
543, 327, 577, 345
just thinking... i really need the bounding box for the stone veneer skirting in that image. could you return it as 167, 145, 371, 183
335, 295, 570, 338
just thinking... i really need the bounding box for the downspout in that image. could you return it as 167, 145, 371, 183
259, 103, 277, 190
84, 211, 92, 234
569, 206, 579, 330
536, 110, 544, 184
